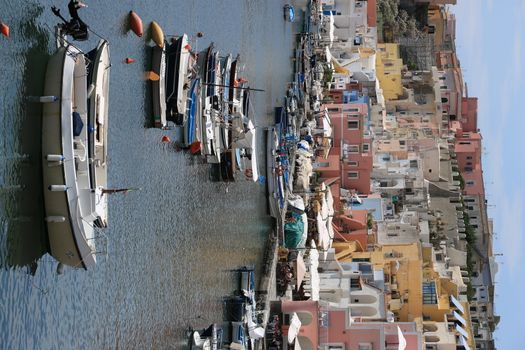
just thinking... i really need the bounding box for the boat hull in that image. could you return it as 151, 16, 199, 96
152, 46, 167, 128
42, 46, 96, 268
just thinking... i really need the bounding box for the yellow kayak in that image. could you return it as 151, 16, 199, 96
150, 21, 164, 48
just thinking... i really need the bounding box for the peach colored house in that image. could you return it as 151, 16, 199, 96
333, 209, 369, 250
316, 103, 373, 194
454, 130, 485, 196
279, 300, 422, 350
460, 97, 478, 132
327, 310, 422, 350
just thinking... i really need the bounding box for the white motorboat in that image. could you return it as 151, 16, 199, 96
87, 40, 110, 228
42, 43, 102, 268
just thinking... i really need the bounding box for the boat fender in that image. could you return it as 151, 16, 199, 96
184, 43, 191, 51
27, 96, 59, 103
48, 185, 69, 192
161, 135, 171, 143
124, 57, 135, 64
56, 263, 65, 275
46, 154, 65, 162
1, 23, 9, 37
128, 11, 143, 37
45, 216, 66, 223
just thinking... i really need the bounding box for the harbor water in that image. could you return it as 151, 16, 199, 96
0, 1, 298, 348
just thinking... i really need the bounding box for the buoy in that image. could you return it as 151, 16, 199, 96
129, 11, 143, 37
150, 21, 165, 48
145, 71, 160, 81
46, 154, 65, 162
125, 57, 135, 64
27, 96, 59, 103
184, 43, 191, 51
161, 135, 171, 143
197, 32, 204, 38
1, 23, 9, 37
48, 185, 68, 192
189, 141, 201, 154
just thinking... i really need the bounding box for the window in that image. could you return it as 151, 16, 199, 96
439, 76, 446, 80
328, 345, 345, 350
466, 180, 475, 187
423, 282, 437, 304
399, 140, 406, 146
441, 98, 448, 103
440, 85, 448, 90
343, 107, 359, 112
347, 144, 360, 153
362, 144, 370, 152
347, 120, 359, 129
358, 343, 372, 350
410, 160, 418, 168
466, 156, 473, 160
348, 161, 359, 167
348, 171, 359, 179
327, 107, 339, 112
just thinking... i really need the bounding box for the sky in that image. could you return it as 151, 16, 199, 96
452, 0, 525, 348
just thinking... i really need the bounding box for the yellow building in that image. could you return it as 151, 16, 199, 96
333, 241, 476, 348
376, 43, 404, 100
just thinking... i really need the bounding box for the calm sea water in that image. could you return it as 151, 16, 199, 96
0, 1, 298, 348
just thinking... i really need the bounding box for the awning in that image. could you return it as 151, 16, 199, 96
397, 326, 407, 350
331, 58, 350, 75
321, 177, 340, 187
288, 313, 302, 343
459, 335, 471, 350
325, 46, 332, 62
456, 324, 469, 339
295, 339, 302, 350
450, 294, 465, 314
453, 310, 467, 326
295, 255, 307, 291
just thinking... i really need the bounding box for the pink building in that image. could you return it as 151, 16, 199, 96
278, 300, 422, 350
460, 97, 478, 132
454, 129, 484, 196
316, 103, 372, 194
333, 209, 369, 250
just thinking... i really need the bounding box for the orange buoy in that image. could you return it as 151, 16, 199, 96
129, 11, 143, 37
124, 57, 135, 64
184, 43, 191, 51
145, 71, 160, 81
1, 23, 9, 37
189, 141, 201, 154
161, 135, 171, 143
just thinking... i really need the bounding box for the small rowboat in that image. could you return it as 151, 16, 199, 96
129, 11, 143, 37
150, 21, 164, 48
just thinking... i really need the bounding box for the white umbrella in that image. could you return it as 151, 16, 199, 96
397, 326, 407, 350
329, 12, 334, 47
295, 338, 303, 350
249, 326, 265, 340
288, 313, 302, 344
325, 46, 332, 63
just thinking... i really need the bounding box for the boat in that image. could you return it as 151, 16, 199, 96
184, 77, 200, 146
189, 324, 223, 350
151, 44, 167, 128
42, 41, 99, 268
198, 44, 215, 158
266, 126, 280, 218
166, 34, 192, 125
284, 4, 296, 22
149, 21, 164, 48
86, 39, 110, 228
128, 11, 143, 37
204, 48, 223, 164
230, 322, 247, 350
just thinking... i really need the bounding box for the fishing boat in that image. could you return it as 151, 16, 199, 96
86, 39, 110, 228
203, 48, 223, 164
151, 44, 167, 128
42, 42, 99, 268
188, 324, 223, 350
266, 126, 280, 218
166, 33, 192, 126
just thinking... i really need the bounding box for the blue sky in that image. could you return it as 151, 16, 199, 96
453, 0, 525, 348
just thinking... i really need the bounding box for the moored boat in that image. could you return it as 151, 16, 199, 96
166, 33, 193, 126
184, 77, 200, 146
42, 43, 98, 268
151, 45, 167, 128
86, 39, 110, 228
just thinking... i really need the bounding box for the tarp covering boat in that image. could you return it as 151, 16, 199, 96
285, 213, 306, 248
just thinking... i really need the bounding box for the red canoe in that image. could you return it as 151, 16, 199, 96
129, 11, 143, 37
